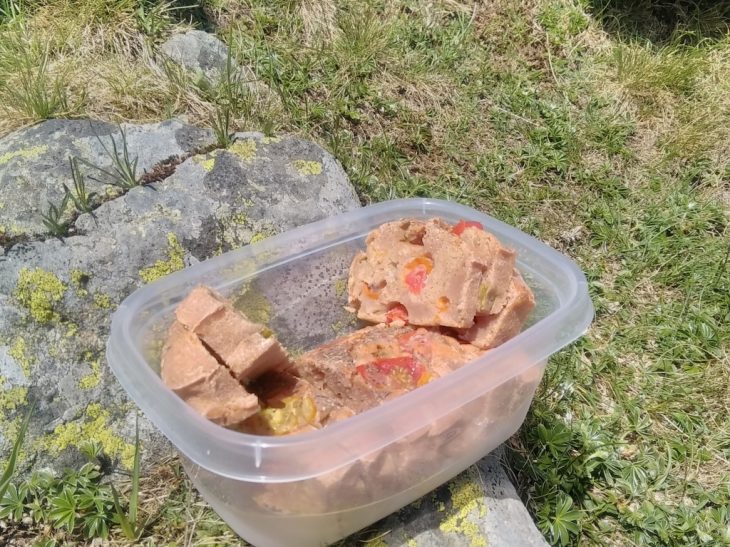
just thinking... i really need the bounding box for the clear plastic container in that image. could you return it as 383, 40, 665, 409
107, 198, 593, 547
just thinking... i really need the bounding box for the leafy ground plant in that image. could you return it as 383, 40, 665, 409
39, 192, 70, 238
79, 125, 140, 189
0, 418, 148, 543
64, 156, 98, 214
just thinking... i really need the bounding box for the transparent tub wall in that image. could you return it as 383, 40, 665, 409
180, 358, 546, 547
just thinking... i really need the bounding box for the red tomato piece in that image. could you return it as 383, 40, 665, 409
356, 356, 426, 390
386, 304, 409, 324
403, 256, 433, 294
405, 266, 428, 294
452, 219, 484, 235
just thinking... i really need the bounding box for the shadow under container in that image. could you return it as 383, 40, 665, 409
107, 198, 593, 547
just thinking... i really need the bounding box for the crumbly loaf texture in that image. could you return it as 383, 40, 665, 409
347, 218, 518, 328
294, 324, 483, 415
456, 269, 536, 349
161, 217, 534, 435
161, 285, 291, 427
160, 322, 259, 427
175, 285, 290, 383
457, 225, 516, 316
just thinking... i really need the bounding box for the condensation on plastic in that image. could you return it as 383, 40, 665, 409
107, 198, 593, 546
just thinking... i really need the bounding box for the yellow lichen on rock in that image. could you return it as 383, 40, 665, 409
249, 231, 269, 244
229, 138, 257, 163
14, 267, 66, 323
0, 144, 48, 166
139, 233, 185, 283
42, 403, 135, 469
8, 337, 34, 377
79, 356, 101, 390
333, 277, 347, 298
193, 151, 219, 172
93, 292, 113, 309
292, 160, 323, 176
262, 135, 282, 144
232, 285, 272, 325
70, 269, 90, 297
439, 469, 488, 547
0, 379, 28, 415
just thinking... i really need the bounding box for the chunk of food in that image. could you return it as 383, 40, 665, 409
456, 224, 516, 316
241, 371, 322, 435
348, 219, 484, 328
160, 213, 535, 436
175, 285, 290, 383
161, 322, 259, 427
456, 270, 536, 349
295, 324, 483, 415
347, 218, 519, 328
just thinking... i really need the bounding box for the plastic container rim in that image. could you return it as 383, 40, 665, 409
107, 198, 593, 481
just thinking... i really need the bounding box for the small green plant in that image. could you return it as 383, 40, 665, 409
63, 157, 98, 214
0, 0, 23, 23
79, 125, 140, 189
211, 101, 234, 148
40, 192, 70, 237
134, 1, 175, 41
8, 47, 73, 121
207, 33, 254, 147
111, 417, 149, 540
0, 406, 33, 501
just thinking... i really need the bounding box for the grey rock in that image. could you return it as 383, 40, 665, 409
340, 448, 548, 546
0, 125, 359, 473
0, 119, 215, 239
159, 30, 263, 92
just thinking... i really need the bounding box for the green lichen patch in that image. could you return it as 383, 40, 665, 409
70, 269, 90, 297
292, 160, 323, 176
139, 233, 185, 283
0, 144, 48, 166
65, 323, 79, 338
104, 186, 124, 198
362, 537, 388, 547
8, 337, 34, 377
229, 138, 257, 163
0, 378, 28, 416
439, 469, 487, 546
249, 231, 271, 245
331, 314, 358, 337
193, 151, 219, 172
15, 267, 66, 324
232, 285, 272, 325
262, 135, 282, 144
93, 292, 113, 309
41, 403, 135, 469
79, 356, 101, 390
333, 277, 348, 298
230, 211, 248, 226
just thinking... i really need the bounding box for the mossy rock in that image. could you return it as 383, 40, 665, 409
0, 121, 359, 474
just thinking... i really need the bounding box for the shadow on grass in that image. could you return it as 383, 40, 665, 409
589, 0, 730, 44
165, 0, 217, 32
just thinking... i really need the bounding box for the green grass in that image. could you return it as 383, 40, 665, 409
1, 0, 728, 545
